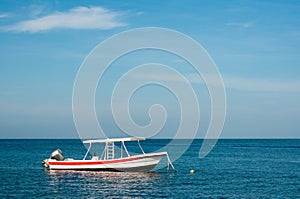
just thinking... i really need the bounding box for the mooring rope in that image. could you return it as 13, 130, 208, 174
166, 153, 178, 172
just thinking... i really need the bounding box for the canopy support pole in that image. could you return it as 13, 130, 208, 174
120, 141, 123, 158
83, 143, 92, 160
100, 145, 106, 160
122, 141, 130, 157
137, 140, 145, 154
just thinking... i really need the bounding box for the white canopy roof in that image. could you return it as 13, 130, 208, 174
82, 137, 146, 144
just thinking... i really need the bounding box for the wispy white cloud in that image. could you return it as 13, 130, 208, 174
0, 13, 9, 18
128, 71, 300, 92
197, 74, 300, 92
226, 21, 253, 28
129, 72, 188, 83
223, 75, 300, 92
27, 4, 45, 17
2, 6, 126, 33
186, 73, 300, 92
136, 11, 143, 16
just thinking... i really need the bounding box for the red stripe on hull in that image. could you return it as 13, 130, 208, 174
49, 157, 140, 166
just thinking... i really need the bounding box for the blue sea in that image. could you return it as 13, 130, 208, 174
0, 139, 299, 198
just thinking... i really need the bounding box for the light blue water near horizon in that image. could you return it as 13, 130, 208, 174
0, 139, 299, 198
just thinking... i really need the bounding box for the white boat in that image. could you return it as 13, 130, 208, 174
42, 137, 176, 172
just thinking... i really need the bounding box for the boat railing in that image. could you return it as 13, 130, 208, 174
83, 139, 136, 160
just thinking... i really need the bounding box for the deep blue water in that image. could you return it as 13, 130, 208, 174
0, 139, 299, 198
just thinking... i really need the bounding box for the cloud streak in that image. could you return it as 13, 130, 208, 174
0, 14, 9, 18
2, 6, 126, 32
223, 75, 300, 92
187, 73, 300, 92
129, 71, 300, 92
226, 21, 253, 28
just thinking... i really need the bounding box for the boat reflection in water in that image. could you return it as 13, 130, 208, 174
45, 170, 172, 197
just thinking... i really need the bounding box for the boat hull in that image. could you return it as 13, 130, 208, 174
46, 152, 167, 172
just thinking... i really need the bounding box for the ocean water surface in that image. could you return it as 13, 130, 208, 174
0, 139, 299, 198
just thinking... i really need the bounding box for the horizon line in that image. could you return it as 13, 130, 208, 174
0, 137, 299, 140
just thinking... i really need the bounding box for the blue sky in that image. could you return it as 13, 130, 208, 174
0, 0, 299, 138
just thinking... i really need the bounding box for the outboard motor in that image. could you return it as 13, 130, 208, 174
42, 149, 64, 168
50, 149, 64, 161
